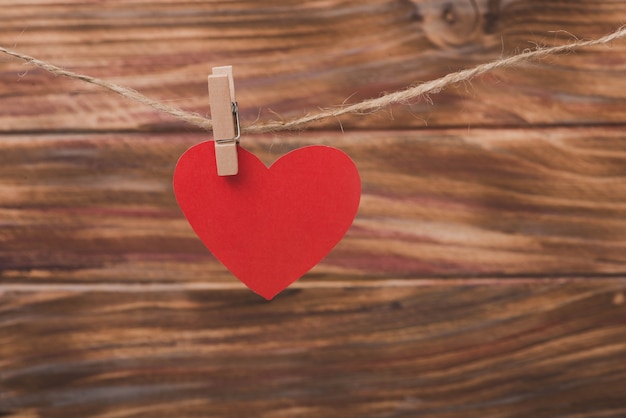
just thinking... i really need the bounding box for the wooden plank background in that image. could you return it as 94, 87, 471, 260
1, 1, 626, 417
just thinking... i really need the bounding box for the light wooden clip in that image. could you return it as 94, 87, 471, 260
209, 66, 240, 176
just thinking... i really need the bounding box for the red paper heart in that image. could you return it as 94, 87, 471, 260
173, 142, 361, 300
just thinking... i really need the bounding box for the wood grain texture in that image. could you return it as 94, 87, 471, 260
2, 281, 626, 418
1, 127, 625, 284
1, 0, 625, 132
2, 2, 626, 416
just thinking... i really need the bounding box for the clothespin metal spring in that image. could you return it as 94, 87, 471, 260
215, 101, 240, 145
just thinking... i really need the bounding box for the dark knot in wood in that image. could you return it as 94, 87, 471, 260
421, 0, 482, 47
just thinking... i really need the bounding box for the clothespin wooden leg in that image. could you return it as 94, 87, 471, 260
209, 65, 240, 176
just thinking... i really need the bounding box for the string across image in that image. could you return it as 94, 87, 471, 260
0, 25, 625, 134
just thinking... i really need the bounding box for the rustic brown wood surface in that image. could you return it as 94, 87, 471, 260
1, 0, 625, 132
1, 128, 626, 284
1, 1, 626, 417
2, 282, 626, 418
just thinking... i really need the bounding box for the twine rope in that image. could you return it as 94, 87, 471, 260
1, 25, 625, 134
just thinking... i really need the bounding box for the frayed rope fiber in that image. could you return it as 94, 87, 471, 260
1, 25, 625, 134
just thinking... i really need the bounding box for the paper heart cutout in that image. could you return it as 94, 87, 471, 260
173, 143, 361, 300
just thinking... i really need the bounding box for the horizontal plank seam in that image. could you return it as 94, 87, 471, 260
1, 122, 626, 137
1, 277, 625, 293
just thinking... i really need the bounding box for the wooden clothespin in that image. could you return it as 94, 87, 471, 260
209, 66, 240, 176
